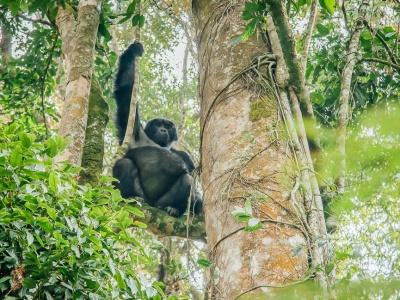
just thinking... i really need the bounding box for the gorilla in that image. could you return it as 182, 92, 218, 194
112, 42, 202, 217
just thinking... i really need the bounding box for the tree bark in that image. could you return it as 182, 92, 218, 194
193, 1, 310, 298
55, 0, 101, 166
0, 24, 12, 68
337, 0, 369, 193
141, 203, 206, 240
80, 78, 109, 184
301, 0, 318, 75
266, 17, 329, 286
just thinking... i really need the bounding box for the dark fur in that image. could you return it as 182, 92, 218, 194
114, 41, 144, 144
112, 42, 202, 216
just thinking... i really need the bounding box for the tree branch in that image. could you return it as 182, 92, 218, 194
337, 0, 370, 193
301, 0, 319, 74
39, 33, 58, 136
18, 14, 53, 27
265, 0, 314, 118
139, 202, 206, 240
361, 57, 400, 71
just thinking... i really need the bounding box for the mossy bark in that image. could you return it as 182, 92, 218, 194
193, 1, 309, 298
80, 78, 109, 185
141, 202, 206, 240
55, 0, 101, 166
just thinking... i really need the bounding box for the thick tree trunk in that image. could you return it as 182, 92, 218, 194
337, 0, 369, 193
193, 1, 310, 298
80, 78, 109, 184
55, 0, 101, 166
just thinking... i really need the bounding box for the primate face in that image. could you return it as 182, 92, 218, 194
145, 118, 178, 148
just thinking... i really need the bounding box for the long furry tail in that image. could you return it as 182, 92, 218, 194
114, 41, 144, 144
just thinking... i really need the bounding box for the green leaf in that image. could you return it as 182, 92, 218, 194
98, 22, 112, 42
316, 24, 330, 36
114, 271, 126, 289
297, 0, 307, 7
197, 258, 212, 268
117, 211, 132, 228
319, 0, 335, 14
46, 206, 57, 220
23, 277, 36, 289
360, 30, 373, 41
36, 217, 53, 233
10, 146, 23, 166
19, 132, 32, 148
45, 138, 58, 157
48, 171, 59, 194
132, 14, 145, 27
27, 231, 34, 246
0, 276, 11, 284
125, 205, 144, 218
244, 2, 260, 14
244, 217, 262, 231
132, 220, 147, 228
126, 1, 136, 14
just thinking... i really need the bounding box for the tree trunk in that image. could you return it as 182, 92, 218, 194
337, 0, 369, 193
55, 0, 101, 166
80, 78, 109, 185
0, 24, 12, 68
193, 1, 310, 298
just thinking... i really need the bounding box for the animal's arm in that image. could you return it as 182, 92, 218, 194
170, 148, 196, 173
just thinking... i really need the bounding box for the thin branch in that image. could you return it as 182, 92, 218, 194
18, 14, 53, 27
361, 57, 400, 71
233, 276, 312, 300
39, 33, 58, 136
341, 0, 350, 32
265, 0, 315, 119
364, 21, 398, 65
301, 0, 319, 74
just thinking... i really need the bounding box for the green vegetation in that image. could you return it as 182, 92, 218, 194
0, 120, 165, 299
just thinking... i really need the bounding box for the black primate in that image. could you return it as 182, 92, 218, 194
112, 42, 202, 216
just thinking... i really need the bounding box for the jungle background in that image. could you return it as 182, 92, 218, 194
0, 0, 399, 299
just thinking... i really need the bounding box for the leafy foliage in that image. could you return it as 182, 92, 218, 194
0, 120, 165, 299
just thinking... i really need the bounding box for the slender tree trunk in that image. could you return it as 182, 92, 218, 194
337, 0, 369, 193
0, 24, 12, 68
55, 0, 101, 166
193, 1, 311, 298
301, 0, 318, 74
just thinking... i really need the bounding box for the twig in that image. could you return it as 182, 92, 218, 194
361, 57, 400, 71
39, 32, 59, 136
18, 14, 53, 27
233, 276, 312, 300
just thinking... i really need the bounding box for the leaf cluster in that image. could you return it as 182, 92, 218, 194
0, 120, 167, 299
